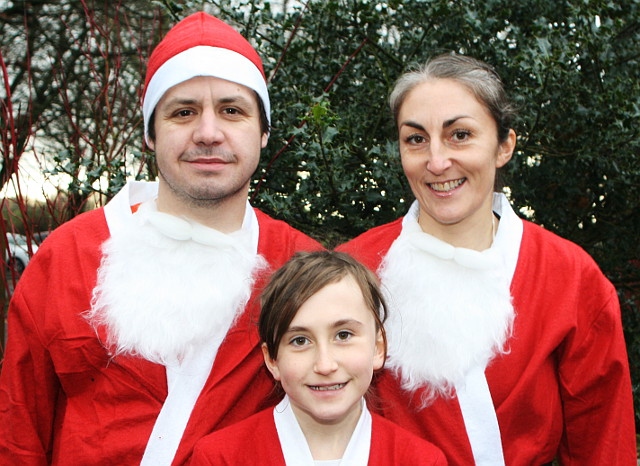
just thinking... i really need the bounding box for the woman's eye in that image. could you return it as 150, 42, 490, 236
336, 331, 352, 341
406, 134, 426, 144
451, 130, 471, 141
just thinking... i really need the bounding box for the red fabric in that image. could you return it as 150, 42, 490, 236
144, 12, 265, 95
338, 219, 636, 466
0, 207, 322, 466
189, 407, 448, 465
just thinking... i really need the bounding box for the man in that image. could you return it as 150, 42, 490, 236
0, 12, 321, 465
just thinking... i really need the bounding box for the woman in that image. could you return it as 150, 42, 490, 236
191, 251, 446, 465
337, 54, 635, 465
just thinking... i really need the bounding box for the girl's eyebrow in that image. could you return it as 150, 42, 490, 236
332, 319, 364, 329
285, 319, 364, 334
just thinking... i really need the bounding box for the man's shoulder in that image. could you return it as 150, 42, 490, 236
41, 208, 109, 250
336, 219, 403, 271
370, 412, 447, 464
254, 208, 323, 253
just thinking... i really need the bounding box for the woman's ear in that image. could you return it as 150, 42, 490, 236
261, 343, 281, 381
496, 129, 516, 168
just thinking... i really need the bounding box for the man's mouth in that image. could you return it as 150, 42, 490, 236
429, 178, 465, 192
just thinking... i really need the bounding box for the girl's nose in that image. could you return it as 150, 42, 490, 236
313, 345, 339, 374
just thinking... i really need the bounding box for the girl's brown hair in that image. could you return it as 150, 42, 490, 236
259, 250, 388, 362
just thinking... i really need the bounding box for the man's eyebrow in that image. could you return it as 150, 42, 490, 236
160, 97, 198, 110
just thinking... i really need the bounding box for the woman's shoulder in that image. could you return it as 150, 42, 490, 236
369, 413, 448, 465
520, 220, 600, 269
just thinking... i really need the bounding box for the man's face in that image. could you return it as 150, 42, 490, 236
149, 76, 268, 214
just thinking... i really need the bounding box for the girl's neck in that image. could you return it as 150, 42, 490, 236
292, 400, 363, 461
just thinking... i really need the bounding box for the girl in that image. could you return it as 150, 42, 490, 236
191, 250, 446, 465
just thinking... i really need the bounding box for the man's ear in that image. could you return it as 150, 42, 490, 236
261, 343, 281, 381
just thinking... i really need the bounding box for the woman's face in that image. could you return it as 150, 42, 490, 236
397, 78, 515, 239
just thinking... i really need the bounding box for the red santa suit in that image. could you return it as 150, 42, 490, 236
337, 194, 635, 466
190, 396, 448, 465
0, 181, 322, 465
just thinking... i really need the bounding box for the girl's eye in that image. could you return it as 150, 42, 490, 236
290, 336, 309, 347
336, 331, 353, 341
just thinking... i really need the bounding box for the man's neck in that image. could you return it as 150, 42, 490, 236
155, 191, 248, 233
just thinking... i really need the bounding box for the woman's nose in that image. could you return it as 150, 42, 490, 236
426, 141, 452, 174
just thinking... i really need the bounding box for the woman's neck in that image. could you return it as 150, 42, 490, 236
418, 208, 497, 251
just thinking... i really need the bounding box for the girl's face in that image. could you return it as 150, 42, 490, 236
397, 78, 515, 240
262, 276, 385, 431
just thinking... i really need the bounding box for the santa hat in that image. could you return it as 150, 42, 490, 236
142, 12, 270, 144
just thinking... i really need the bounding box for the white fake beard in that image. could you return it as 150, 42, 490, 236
379, 232, 514, 407
85, 212, 266, 365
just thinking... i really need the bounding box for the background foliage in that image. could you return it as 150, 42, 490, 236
1, 0, 639, 427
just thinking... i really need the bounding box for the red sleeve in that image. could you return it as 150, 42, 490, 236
514, 223, 636, 465
0, 209, 109, 464
556, 264, 635, 464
